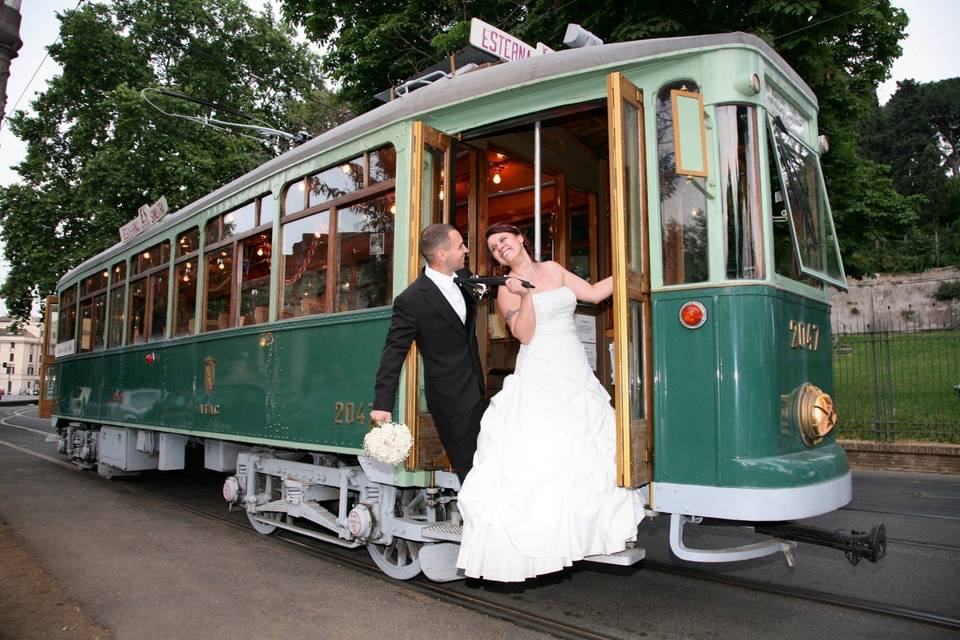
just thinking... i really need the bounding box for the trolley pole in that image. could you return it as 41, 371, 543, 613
0, 0, 23, 131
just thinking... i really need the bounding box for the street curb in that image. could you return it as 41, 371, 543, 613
840, 439, 960, 476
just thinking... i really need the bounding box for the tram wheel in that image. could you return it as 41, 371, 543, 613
247, 510, 282, 535
367, 538, 423, 580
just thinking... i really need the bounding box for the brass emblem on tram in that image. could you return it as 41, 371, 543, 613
204, 356, 217, 393
199, 356, 220, 415
788, 320, 821, 351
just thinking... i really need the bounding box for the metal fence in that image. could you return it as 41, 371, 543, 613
832, 318, 960, 443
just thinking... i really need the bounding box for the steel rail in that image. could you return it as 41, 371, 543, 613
841, 505, 960, 523
644, 560, 960, 632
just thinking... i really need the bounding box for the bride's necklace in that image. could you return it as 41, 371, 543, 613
510, 262, 538, 283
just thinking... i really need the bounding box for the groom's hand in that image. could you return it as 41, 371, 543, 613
370, 410, 392, 424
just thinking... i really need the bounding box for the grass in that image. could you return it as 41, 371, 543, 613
832, 329, 960, 443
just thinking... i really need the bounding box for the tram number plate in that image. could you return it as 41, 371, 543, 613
788, 320, 821, 351
334, 401, 369, 425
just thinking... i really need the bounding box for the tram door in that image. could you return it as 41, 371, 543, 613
607, 73, 654, 488
405, 121, 455, 469
37, 295, 59, 419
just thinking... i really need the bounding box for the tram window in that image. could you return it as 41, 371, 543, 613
107, 285, 125, 348
176, 227, 199, 258
767, 117, 843, 286
174, 260, 197, 336
107, 260, 126, 349
657, 81, 709, 285
239, 233, 271, 326
309, 156, 363, 207
259, 194, 278, 225
205, 248, 235, 330
149, 270, 169, 340
132, 241, 169, 275
284, 179, 307, 216
58, 284, 77, 346
369, 146, 397, 184
206, 203, 256, 245
128, 279, 147, 344
336, 194, 395, 312
81, 270, 108, 296
280, 211, 329, 319
174, 229, 199, 337
716, 105, 764, 280
78, 294, 106, 352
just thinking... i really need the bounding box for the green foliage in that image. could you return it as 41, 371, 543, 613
934, 280, 960, 302
279, 0, 913, 279
861, 77, 960, 271
0, 0, 322, 321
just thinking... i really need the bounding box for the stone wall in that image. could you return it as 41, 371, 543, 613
829, 266, 960, 333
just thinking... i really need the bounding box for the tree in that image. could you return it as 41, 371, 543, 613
863, 77, 960, 269
0, 0, 322, 320
279, 0, 912, 278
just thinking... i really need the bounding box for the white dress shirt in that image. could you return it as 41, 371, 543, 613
425, 266, 466, 324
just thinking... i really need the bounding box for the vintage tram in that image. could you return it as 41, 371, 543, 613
41, 30, 882, 581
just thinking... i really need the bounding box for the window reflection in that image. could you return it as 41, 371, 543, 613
717, 105, 764, 279
336, 194, 395, 312
280, 212, 329, 319
657, 81, 708, 285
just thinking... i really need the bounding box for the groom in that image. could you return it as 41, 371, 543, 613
370, 223, 487, 480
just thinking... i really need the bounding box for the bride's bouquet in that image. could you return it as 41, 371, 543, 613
363, 421, 413, 465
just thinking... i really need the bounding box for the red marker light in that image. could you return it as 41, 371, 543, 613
145, 352, 156, 365
679, 301, 707, 329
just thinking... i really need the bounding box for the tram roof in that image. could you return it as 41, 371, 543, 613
62, 31, 813, 286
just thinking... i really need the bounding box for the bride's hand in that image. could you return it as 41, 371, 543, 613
505, 277, 531, 297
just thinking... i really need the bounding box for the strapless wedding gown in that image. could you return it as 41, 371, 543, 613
456, 286, 644, 582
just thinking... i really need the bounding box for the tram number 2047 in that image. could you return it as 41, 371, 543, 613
334, 401, 371, 425
788, 320, 821, 351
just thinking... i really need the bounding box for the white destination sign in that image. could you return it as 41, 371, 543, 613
55, 339, 75, 358
470, 18, 551, 62
120, 196, 168, 242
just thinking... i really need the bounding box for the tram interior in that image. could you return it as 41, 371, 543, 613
450, 102, 615, 399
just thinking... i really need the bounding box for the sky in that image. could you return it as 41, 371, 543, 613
0, 0, 957, 313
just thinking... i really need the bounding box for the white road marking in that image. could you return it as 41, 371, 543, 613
0, 412, 52, 437
0, 439, 78, 471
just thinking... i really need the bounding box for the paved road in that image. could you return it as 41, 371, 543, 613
0, 405, 957, 639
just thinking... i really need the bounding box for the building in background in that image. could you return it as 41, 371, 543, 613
0, 0, 23, 125
0, 316, 41, 395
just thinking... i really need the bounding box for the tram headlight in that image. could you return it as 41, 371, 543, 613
795, 383, 837, 446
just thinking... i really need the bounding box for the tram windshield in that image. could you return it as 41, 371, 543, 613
768, 116, 846, 289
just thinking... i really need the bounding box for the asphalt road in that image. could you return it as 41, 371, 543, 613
1, 405, 957, 640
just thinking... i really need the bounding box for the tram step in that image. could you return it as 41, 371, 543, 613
584, 546, 646, 566
422, 522, 463, 543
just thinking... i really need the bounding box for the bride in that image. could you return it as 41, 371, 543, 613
456, 223, 644, 582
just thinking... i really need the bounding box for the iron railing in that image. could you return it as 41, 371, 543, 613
832, 318, 960, 443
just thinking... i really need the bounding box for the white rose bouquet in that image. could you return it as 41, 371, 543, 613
362, 421, 413, 466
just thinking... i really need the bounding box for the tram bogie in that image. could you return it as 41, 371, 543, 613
40, 30, 886, 581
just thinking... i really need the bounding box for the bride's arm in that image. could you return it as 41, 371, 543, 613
554, 262, 613, 303
496, 279, 536, 344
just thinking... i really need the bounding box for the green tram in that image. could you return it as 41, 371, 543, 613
43, 32, 882, 580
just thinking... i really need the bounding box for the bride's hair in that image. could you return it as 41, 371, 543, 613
484, 224, 536, 268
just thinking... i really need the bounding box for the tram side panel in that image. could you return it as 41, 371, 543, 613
274, 311, 391, 450
56, 311, 392, 455
653, 285, 847, 493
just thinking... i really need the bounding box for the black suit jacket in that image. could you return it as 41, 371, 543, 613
373, 267, 485, 417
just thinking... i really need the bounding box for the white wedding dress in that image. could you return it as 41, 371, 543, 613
456, 286, 644, 582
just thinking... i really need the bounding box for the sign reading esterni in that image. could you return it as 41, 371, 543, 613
120, 196, 168, 242
468, 18, 553, 62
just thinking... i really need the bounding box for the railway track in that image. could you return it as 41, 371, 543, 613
1, 409, 958, 637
